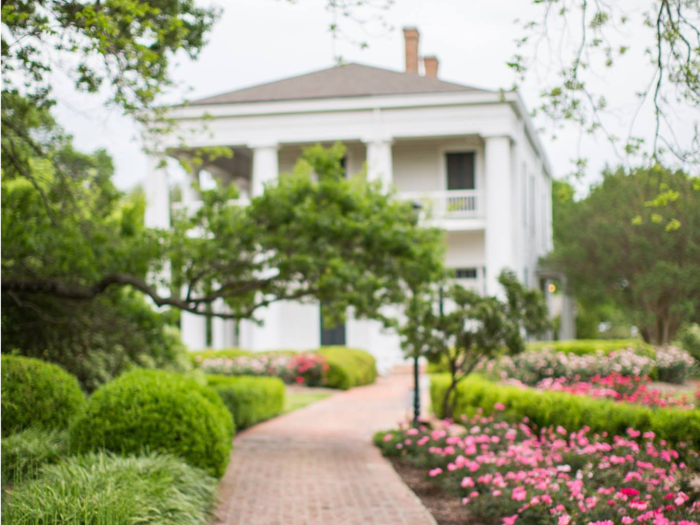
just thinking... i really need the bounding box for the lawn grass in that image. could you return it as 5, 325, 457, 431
284, 391, 331, 414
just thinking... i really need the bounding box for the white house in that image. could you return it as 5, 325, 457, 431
145, 28, 571, 372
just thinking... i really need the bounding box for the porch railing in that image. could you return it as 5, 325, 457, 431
399, 190, 482, 220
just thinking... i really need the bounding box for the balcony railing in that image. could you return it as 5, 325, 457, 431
399, 190, 482, 220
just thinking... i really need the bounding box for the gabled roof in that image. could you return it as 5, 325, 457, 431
190, 63, 491, 106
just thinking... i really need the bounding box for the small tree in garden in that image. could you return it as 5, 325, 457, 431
420, 270, 549, 418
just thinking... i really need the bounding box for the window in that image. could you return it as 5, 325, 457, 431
446, 152, 475, 190
320, 305, 346, 346
455, 268, 478, 279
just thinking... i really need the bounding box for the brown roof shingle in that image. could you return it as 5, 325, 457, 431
190, 63, 490, 105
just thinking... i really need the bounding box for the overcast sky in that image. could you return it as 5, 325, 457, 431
51, 0, 699, 192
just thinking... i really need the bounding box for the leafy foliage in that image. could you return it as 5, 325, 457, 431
401, 270, 549, 417
2, 111, 445, 330
1, 0, 218, 134
527, 338, 654, 357
510, 0, 700, 169
316, 346, 378, 390
1, 428, 68, 486
430, 374, 700, 449
1, 355, 86, 437
69, 370, 234, 478
547, 167, 700, 344
2, 288, 190, 392
206, 375, 285, 429
3, 452, 218, 525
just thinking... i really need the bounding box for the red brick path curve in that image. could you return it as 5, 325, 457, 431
215, 373, 436, 525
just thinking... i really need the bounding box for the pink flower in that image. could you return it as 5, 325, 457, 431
512, 487, 527, 501
622, 518, 634, 524
383, 434, 393, 442
461, 477, 475, 488
494, 402, 506, 411
620, 488, 640, 497
558, 515, 571, 525
429, 468, 442, 477
503, 515, 518, 525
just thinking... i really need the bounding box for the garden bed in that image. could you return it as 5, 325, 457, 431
389, 456, 472, 525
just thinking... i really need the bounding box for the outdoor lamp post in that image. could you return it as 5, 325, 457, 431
412, 201, 422, 426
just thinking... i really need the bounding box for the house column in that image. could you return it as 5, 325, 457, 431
250, 143, 279, 197
484, 135, 515, 297
144, 155, 172, 301
365, 139, 393, 188
144, 155, 171, 229
212, 298, 236, 349
240, 143, 281, 351
181, 289, 207, 351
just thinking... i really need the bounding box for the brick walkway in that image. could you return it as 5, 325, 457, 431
215, 373, 436, 525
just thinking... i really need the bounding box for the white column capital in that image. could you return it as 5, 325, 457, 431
247, 141, 280, 151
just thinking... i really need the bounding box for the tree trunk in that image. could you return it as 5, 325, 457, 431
442, 377, 458, 420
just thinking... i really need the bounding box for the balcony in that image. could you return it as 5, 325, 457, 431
399, 190, 484, 230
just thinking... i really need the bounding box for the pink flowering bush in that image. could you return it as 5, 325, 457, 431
376, 413, 700, 525
655, 347, 697, 384
200, 352, 328, 386
529, 374, 696, 411
491, 347, 695, 386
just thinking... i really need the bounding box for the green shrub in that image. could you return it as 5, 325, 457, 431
69, 370, 234, 478
675, 323, 700, 363
190, 348, 252, 367
527, 338, 654, 356
430, 374, 700, 448
207, 375, 285, 429
1, 355, 86, 437
3, 452, 217, 525
1, 428, 68, 486
1, 290, 191, 392
317, 346, 377, 390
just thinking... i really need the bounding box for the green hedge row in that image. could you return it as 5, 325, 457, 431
207, 375, 285, 429
430, 374, 700, 449
70, 370, 235, 478
192, 346, 378, 390
526, 338, 654, 356
317, 346, 377, 390
1, 355, 87, 437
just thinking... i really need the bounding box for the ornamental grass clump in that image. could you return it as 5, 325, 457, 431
376, 413, 700, 525
3, 452, 218, 525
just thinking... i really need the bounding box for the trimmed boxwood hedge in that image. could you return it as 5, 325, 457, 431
207, 375, 285, 429
526, 338, 654, 356
317, 346, 377, 390
69, 369, 234, 478
430, 374, 700, 449
1, 355, 87, 437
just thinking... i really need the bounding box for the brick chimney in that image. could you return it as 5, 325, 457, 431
424, 55, 439, 78
403, 27, 420, 74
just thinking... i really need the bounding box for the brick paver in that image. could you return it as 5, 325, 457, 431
215, 373, 436, 525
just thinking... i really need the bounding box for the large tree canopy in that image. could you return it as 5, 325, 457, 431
2, 122, 444, 324
547, 166, 700, 344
